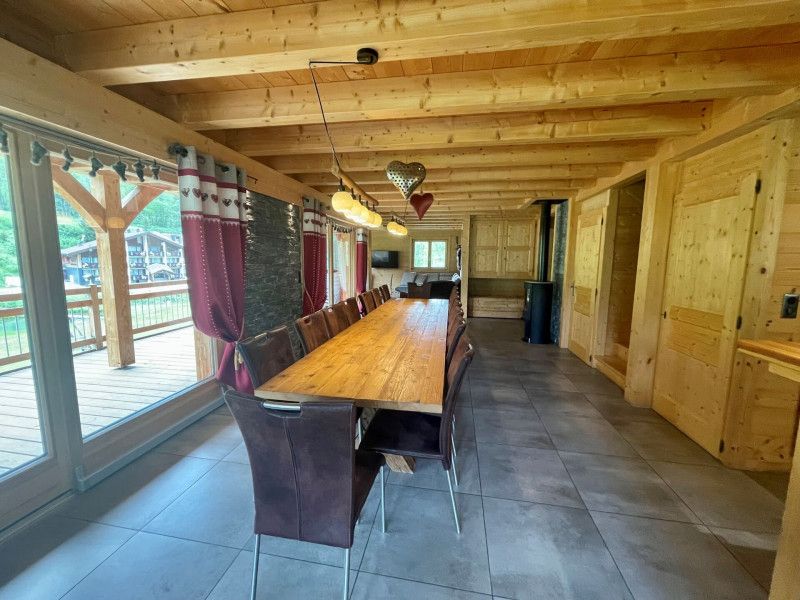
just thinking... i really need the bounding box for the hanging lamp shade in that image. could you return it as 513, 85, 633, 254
351, 196, 369, 224
369, 211, 382, 228
341, 191, 358, 218
387, 220, 407, 236
331, 181, 354, 214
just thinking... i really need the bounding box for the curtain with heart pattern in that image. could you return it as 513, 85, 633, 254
356, 228, 368, 294
177, 147, 251, 391
302, 197, 328, 315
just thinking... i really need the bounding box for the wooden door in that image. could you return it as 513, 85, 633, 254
470, 219, 503, 277
652, 172, 758, 455
503, 219, 537, 278
568, 209, 604, 363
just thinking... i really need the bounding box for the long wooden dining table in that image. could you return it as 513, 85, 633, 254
255, 298, 448, 414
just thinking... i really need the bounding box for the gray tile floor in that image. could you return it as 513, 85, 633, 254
0, 318, 789, 600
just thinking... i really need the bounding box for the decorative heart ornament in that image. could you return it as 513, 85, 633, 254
409, 193, 434, 220
386, 161, 426, 199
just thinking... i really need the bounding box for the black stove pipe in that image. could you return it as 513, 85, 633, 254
537, 200, 553, 282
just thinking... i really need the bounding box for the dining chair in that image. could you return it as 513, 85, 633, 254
342, 297, 361, 326
406, 281, 433, 298
446, 318, 467, 371
224, 391, 387, 600
323, 303, 350, 337
358, 291, 377, 315
448, 286, 460, 306
371, 288, 384, 306
379, 284, 391, 301
359, 336, 474, 533
295, 312, 330, 354
430, 280, 455, 299
235, 326, 296, 388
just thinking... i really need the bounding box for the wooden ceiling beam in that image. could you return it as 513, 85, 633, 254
55, 0, 800, 85
293, 164, 623, 185
260, 141, 657, 173
214, 103, 710, 155
164, 44, 800, 129
315, 180, 596, 195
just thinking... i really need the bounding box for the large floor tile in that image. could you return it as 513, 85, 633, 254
154, 413, 242, 460
560, 452, 699, 522
351, 573, 491, 600
519, 372, 579, 393
477, 443, 583, 508
527, 391, 604, 418
511, 358, 557, 374
539, 414, 637, 457
613, 420, 718, 465
360, 485, 492, 594
454, 405, 476, 442
649, 462, 785, 533
472, 407, 553, 449
584, 394, 665, 425
470, 381, 534, 412
564, 372, 624, 396
592, 512, 767, 600
220, 440, 249, 464
711, 527, 778, 591
550, 355, 595, 376
389, 440, 481, 495
207, 550, 355, 600
60, 452, 216, 529
62, 531, 237, 600
483, 497, 632, 600
469, 369, 521, 386
745, 471, 791, 503
144, 460, 255, 548
0, 515, 134, 600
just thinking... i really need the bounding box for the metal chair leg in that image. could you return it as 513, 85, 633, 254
343, 547, 351, 600
356, 420, 362, 445
380, 465, 386, 533
451, 444, 459, 487
251, 534, 261, 600
445, 469, 461, 535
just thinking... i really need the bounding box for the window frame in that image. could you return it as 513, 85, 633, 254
412, 239, 448, 271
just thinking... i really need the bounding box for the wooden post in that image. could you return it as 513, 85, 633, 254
194, 327, 213, 381
91, 173, 135, 368
89, 284, 104, 350
624, 162, 681, 407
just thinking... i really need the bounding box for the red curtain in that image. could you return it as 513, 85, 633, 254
178, 147, 251, 392
356, 228, 368, 294
302, 197, 327, 315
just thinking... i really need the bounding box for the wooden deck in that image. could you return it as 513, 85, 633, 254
0, 326, 199, 476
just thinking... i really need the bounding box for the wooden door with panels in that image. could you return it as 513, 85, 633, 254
470, 219, 503, 277
652, 171, 759, 456
568, 208, 604, 364
503, 219, 538, 278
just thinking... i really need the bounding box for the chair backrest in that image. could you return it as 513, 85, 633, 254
445, 318, 467, 370
448, 286, 460, 306
295, 312, 330, 354
236, 326, 296, 388
379, 284, 391, 301
371, 288, 384, 306
430, 280, 455, 299
440, 336, 474, 468
225, 391, 358, 549
406, 281, 432, 298
323, 303, 350, 337
358, 291, 377, 314
342, 297, 361, 326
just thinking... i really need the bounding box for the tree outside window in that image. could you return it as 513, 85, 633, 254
413, 240, 447, 269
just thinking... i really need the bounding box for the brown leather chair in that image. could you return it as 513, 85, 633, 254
359, 336, 473, 533
379, 284, 391, 302
295, 312, 330, 354
224, 391, 386, 600
449, 286, 460, 306
371, 288, 384, 306
323, 303, 350, 337
235, 326, 296, 388
406, 281, 432, 298
446, 318, 467, 371
358, 291, 376, 315
341, 297, 361, 326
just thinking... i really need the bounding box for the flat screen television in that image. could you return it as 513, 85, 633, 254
371, 250, 399, 269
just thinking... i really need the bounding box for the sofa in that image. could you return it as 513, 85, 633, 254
395, 271, 460, 295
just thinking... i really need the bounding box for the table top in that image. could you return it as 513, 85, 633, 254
255, 298, 448, 414
738, 339, 800, 369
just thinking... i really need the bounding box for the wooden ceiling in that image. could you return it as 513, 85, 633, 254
3, 0, 800, 229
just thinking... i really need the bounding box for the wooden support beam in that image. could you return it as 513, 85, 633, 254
50, 166, 106, 230
331, 163, 379, 207
316, 180, 596, 195
0, 38, 326, 206
294, 164, 623, 186
91, 173, 135, 368
770, 422, 800, 600
55, 0, 800, 85
165, 44, 800, 129
216, 104, 710, 155
121, 185, 169, 227
262, 141, 657, 174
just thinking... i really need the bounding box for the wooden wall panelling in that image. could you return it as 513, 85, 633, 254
592, 188, 619, 364
650, 129, 765, 456
503, 218, 538, 278
470, 219, 504, 277
559, 198, 579, 348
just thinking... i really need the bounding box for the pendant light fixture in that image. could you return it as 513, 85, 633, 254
331, 179, 355, 214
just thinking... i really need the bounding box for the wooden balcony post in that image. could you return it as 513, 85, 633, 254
89, 284, 104, 350
91, 173, 135, 368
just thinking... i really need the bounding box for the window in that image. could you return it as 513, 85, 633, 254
413, 240, 447, 269
325, 224, 354, 306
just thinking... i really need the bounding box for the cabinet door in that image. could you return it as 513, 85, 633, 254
652, 172, 758, 456
470, 220, 503, 277
568, 209, 604, 364
503, 219, 537, 278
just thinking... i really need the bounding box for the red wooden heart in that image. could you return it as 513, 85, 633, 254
409, 193, 434, 220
